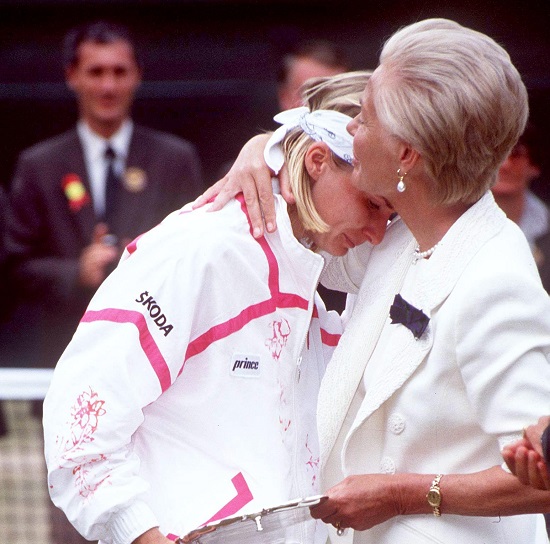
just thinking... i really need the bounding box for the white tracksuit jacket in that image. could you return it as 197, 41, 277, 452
43, 194, 343, 544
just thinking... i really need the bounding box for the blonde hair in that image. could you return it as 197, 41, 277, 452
372, 18, 528, 205
282, 71, 371, 232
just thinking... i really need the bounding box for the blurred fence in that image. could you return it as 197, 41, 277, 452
0, 369, 52, 543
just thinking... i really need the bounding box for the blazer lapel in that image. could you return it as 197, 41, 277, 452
318, 219, 416, 469
61, 131, 96, 245
343, 192, 508, 452
111, 126, 155, 238
415, 192, 507, 313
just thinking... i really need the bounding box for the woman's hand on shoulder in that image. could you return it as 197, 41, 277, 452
192, 134, 280, 238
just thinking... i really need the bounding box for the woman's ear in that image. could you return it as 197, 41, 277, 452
304, 142, 331, 182
398, 141, 420, 173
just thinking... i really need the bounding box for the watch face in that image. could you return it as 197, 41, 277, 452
427, 489, 441, 506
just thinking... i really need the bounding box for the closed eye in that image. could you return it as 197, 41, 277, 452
367, 199, 380, 211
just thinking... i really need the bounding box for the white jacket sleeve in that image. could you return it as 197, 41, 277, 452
43, 210, 250, 543
453, 242, 550, 448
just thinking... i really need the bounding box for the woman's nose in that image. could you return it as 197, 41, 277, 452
362, 214, 389, 246
347, 116, 358, 136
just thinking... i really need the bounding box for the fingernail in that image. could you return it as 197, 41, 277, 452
253, 227, 262, 238
266, 222, 275, 233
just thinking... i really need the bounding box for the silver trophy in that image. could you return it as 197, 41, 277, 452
178, 495, 327, 544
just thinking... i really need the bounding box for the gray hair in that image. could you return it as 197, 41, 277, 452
372, 18, 528, 205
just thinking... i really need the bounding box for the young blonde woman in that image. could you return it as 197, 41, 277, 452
43, 72, 392, 544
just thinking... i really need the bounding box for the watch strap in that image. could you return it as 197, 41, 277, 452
427, 473, 443, 516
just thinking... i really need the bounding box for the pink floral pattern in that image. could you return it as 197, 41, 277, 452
278, 382, 292, 433
305, 434, 319, 488
265, 318, 291, 360
72, 389, 105, 432
56, 388, 110, 498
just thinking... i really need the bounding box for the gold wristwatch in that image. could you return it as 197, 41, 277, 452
426, 474, 443, 516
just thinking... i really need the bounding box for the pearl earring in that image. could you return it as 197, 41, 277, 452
397, 168, 407, 193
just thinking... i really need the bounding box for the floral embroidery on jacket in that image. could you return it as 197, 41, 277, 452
55, 388, 110, 499
265, 318, 291, 360
278, 381, 292, 433
305, 434, 319, 488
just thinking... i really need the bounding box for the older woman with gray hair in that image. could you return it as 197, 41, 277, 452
199, 17, 550, 544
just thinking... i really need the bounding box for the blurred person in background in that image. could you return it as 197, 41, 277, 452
3, 19, 205, 544
3, 20, 204, 375
491, 123, 549, 275
503, 416, 550, 491
277, 39, 351, 111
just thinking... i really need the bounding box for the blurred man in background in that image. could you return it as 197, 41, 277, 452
3, 21, 205, 543
276, 39, 351, 110
4, 21, 205, 375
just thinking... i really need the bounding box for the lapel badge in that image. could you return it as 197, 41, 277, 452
62, 173, 91, 213
123, 167, 147, 193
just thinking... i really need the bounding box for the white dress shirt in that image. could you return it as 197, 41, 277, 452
77, 120, 133, 217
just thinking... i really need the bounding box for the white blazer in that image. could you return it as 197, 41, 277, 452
319, 192, 550, 544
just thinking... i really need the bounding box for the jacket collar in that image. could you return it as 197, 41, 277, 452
317, 217, 416, 469
318, 192, 508, 470
414, 191, 506, 312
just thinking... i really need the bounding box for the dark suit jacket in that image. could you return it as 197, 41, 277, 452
5, 125, 205, 367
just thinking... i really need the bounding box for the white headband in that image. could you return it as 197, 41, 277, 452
264, 106, 354, 175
